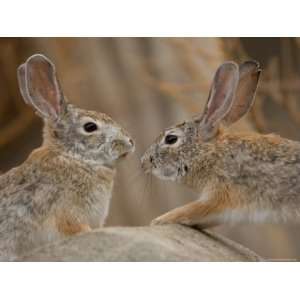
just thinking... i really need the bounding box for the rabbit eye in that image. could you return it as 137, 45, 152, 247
165, 134, 178, 145
83, 122, 98, 133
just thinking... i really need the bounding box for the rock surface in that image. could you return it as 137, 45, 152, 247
20, 225, 262, 261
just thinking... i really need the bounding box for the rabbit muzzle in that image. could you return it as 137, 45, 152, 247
111, 137, 135, 159
141, 153, 177, 181
141, 155, 153, 174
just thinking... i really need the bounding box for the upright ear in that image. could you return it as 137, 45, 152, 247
223, 60, 261, 126
17, 54, 66, 121
17, 63, 31, 106
199, 61, 239, 139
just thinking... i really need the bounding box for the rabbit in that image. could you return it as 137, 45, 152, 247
142, 60, 300, 229
0, 54, 134, 260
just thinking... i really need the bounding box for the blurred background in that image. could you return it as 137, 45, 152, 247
1, 37, 300, 259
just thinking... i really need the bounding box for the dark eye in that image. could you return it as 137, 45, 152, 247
165, 134, 178, 145
83, 122, 98, 133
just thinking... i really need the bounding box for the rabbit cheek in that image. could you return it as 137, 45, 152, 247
152, 164, 178, 181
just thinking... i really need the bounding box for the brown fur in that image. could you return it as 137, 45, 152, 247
142, 60, 300, 228
56, 217, 91, 236
152, 181, 240, 228
0, 54, 134, 261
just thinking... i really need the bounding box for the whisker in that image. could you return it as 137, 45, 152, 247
159, 180, 171, 213
149, 167, 161, 204
149, 168, 153, 203
162, 181, 169, 201
140, 173, 151, 208
127, 169, 144, 184
132, 174, 149, 207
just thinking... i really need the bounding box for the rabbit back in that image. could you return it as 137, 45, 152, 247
175, 131, 300, 225
217, 132, 300, 214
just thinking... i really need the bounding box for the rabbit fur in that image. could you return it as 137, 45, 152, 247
142, 61, 300, 228
0, 54, 134, 260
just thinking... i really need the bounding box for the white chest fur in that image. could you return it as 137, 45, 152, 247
87, 182, 114, 227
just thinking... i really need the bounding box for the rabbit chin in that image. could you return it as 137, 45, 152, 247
152, 166, 179, 181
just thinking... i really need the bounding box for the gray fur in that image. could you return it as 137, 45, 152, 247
0, 54, 134, 260
141, 60, 300, 227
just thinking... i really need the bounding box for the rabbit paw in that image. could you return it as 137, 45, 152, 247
151, 211, 192, 226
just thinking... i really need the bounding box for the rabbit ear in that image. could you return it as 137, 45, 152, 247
17, 63, 32, 106
199, 61, 239, 139
18, 54, 66, 120
223, 60, 261, 126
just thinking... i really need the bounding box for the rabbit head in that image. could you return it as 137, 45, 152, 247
18, 54, 134, 168
141, 61, 261, 183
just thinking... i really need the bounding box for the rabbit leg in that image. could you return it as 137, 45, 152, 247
151, 200, 231, 229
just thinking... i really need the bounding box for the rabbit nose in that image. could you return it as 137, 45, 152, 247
141, 155, 155, 173
127, 138, 135, 150
112, 138, 134, 158
126, 138, 135, 152
141, 159, 150, 173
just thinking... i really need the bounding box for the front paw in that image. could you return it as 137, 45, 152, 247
151, 213, 191, 226
151, 216, 171, 226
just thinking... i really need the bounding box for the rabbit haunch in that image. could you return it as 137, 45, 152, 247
185, 131, 300, 223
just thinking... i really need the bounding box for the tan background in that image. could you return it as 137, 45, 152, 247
1, 37, 300, 259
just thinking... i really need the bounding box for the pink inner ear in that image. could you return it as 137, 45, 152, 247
207, 72, 231, 119
26, 55, 62, 118
223, 61, 261, 125
17, 64, 32, 106
204, 63, 239, 126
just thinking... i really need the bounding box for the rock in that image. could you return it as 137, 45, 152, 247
20, 225, 262, 261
